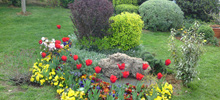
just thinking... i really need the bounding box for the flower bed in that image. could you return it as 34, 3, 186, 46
30, 25, 173, 100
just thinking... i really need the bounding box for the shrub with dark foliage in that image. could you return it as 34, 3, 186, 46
69, 0, 114, 41
175, 0, 219, 21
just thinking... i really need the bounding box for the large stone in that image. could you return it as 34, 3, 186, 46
98, 53, 151, 78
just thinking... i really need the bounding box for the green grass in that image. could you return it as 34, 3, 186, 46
0, 4, 220, 100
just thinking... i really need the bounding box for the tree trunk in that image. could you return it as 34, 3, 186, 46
21, 0, 26, 14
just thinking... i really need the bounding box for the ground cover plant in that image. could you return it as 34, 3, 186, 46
0, 3, 220, 100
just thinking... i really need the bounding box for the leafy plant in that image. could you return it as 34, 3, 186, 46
175, 0, 219, 21
108, 12, 144, 50
69, 0, 114, 41
115, 4, 139, 14
139, 0, 184, 31
60, 0, 74, 8
197, 25, 218, 46
169, 21, 205, 85
8, 0, 21, 7
112, 0, 138, 7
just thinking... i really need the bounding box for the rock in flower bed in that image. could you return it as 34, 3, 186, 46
29, 25, 173, 100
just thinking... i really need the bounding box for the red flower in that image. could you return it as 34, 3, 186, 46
62, 37, 70, 42
122, 71, 129, 78
142, 63, 149, 70
94, 66, 102, 73
39, 40, 42, 44
110, 75, 117, 83
76, 64, 82, 69
136, 73, 144, 81
165, 59, 171, 66
85, 59, 92, 66
157, 72, 163, 79
73, 55, 78, 61
41, 52, 46, 58
55, 40, 61, 44
57, 25, 61, 29
117, 63, 125, 70
55, 44, 61, 49
126, 83, 129, 86
61, 55, 67, 62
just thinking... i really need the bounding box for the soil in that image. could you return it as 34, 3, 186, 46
16, 11, 32, 16
165, 74, 182, 96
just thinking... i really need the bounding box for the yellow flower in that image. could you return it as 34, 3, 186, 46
64, 45, 69, 49
203, 40, 207, 43
93, 73, 96, 77
53, 75, 59, 81
81, 74, 86, 79
54, 81, 59, 86
30, 78, 35, 82
32, 69, 36, 73
59, 83, 63, 87
51, 72, 56, 75
89, 75, 93, 80
180, 28, 183, 30
68, 97, 75, 100
51, 82, 53, 85
57, 89, 64, 95
34, 62, 38, 66
141, 97, 145, 100
36, 75, 40, 82
68, 88, 76, 97
154, 96, 162, 100
38, 63, 43, 67
52, 68, 55, 72
80, 91, 85, 98
61, 92, 67, 100
40, 79, 45, 85
49, 76, 52, 80
60, 76, 65, 81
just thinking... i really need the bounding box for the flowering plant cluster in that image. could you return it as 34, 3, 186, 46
30, 25, 174, 100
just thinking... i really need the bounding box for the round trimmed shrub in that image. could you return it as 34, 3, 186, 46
197, 25, 215, 40
108, 12, 144, 50
115, 4, 139, 14
139, 0, 184, 31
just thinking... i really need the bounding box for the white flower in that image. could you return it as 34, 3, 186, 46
45, 39, 49, 42
40, 51, 42, 55
48, 43, 55, 51
60, 44, 64, 48
42, 42, 47, 47
52, 39, 55, 43
41, 37, 45, 41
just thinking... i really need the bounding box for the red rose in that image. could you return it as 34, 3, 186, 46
157, 72, 163, 79
122, 71, 129, 78
110, 75, 117, 83
165, 59, 171, 66
76, 64, 82, 69
42, 52, 46, 58
117, 63, 125, 70
85, 59, 92, 66
136, 73, 144, 81
55, 44, 61, 49
39, 40, 42, 44
57, 25, 61, 29
73, 55, 78, 61
61, 55, 67, 62
94, 66, 102, 73
55, 40, 61, 44
142, 63, 149, 70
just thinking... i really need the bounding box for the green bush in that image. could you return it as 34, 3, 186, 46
197, 25, 219, 46
139, 0, 184, 31
197, 25, 215, 40
108, 12, 144, 50
113, 0, 138, 7
8, 0, 21, 7
175, 0, 219, 21
115, 4, 139, 14
60, 0, 74, 8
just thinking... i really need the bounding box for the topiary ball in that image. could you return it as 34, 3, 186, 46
197, 25, 215, 40
139, 0, 184, 31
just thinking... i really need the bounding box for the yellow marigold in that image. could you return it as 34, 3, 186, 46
57, 89, 64, 95
30, 78, 35, 82
40, 79, 45, 85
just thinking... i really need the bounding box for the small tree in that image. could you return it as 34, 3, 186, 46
169, 21, 205, 85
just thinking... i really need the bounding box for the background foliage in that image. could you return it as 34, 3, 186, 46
112, 0, 138, 7
115, 4, 139, 14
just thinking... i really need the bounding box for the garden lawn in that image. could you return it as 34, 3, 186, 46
0, 4, 220, 100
